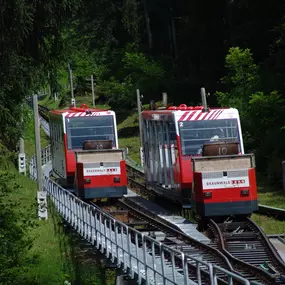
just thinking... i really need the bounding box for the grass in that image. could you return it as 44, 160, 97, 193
119, 136, 140, 163
39, 93, 110, 111
257, 182, 285, 209
252, 182, 285, 234
117, 111, 141, 163
251, 213, 285, 234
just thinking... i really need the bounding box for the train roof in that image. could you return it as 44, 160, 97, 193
142, 105, 239, 121
49, 104, 114, 117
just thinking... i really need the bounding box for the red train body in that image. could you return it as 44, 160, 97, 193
141, 104, 258, 218
49, 104, 127, 199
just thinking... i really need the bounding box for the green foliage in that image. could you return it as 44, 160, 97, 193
216, 47, 259, 112
99, 76, 135, 110
0, 0, 82, 151
95, 50, 165, 110
221, 47, 259, 88
217, 47, 285, 184
71, 49, 96, 79
0, 171, 35, 285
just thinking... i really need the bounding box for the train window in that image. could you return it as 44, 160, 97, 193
169, 122, 177, 145
65, 115, 115, 149
179, 119, 240, 155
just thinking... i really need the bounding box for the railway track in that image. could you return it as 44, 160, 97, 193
208, 218, 285, 284
89, 197, 256, 284
126, 166, 284, 284
116, 197, 241, 285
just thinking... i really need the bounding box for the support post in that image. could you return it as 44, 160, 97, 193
18, 105, 26, 175
115, 274, 129, 285
48, 72, 52, 98
201, 87, 208, 111
171, 18, 178, 59
68, 63, 75, 107
136, 89, 144, 166
91, 74, 95, 107
54, 92, 58, 108
33, 94, 48, 220
162, 92, 168, 106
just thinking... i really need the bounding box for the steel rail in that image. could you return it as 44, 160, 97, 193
208, 219, 276, 285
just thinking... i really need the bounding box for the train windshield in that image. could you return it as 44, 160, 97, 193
178, 119, 240, 155
65, 115, 115, 149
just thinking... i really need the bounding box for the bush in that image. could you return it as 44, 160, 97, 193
216, 47, 285, 184
0, 168, 35, 284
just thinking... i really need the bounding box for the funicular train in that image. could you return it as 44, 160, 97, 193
49, 104, 127, 200
141, 94, 258, 219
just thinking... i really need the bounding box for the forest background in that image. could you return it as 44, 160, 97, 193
2, 1, 285, 283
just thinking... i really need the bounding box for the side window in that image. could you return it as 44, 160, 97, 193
169, 122, 177, 146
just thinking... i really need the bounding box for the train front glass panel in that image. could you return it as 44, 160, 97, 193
178, 118, 241, 155
65, 115, 115, 149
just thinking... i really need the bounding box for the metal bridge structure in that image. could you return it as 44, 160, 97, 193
27, 113, 253, 285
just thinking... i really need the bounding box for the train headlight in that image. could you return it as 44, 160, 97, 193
204, 192, 212, 198
114, 177, 120, 183
241, 189, 249, 196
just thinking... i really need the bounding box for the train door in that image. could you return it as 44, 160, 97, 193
142, 120, 152, 182
153, 120, 162, 184
169, 122, 177, 188
157, 121, 165, 186
162, 121, 175, 188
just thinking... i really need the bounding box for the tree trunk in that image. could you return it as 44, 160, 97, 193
143, 0, 153, 49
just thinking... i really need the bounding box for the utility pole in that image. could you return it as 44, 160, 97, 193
48, 72, 52, 98
171, 18, 178, 59
67, 63, 76, 107
136, 89, 144, 166
18, 105, 26, 175
33, 94, 48, 220
54, 92, 58, 108
91, 74, 95, 108
162, 92, 168, 107
201, 87, 209, 111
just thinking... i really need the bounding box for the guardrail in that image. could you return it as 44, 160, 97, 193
258, 204, 285, 219
27, 115, 253, 285
29, 144, 51, 181
39, 115, 50, 137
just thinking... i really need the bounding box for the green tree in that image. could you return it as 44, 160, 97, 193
0, 0, 82, 151
216, 47, 285, 184
95, 50, 165, 110
216, 47, 259, 110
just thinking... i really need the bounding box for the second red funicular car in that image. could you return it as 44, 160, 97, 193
141, 102, 258, 218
